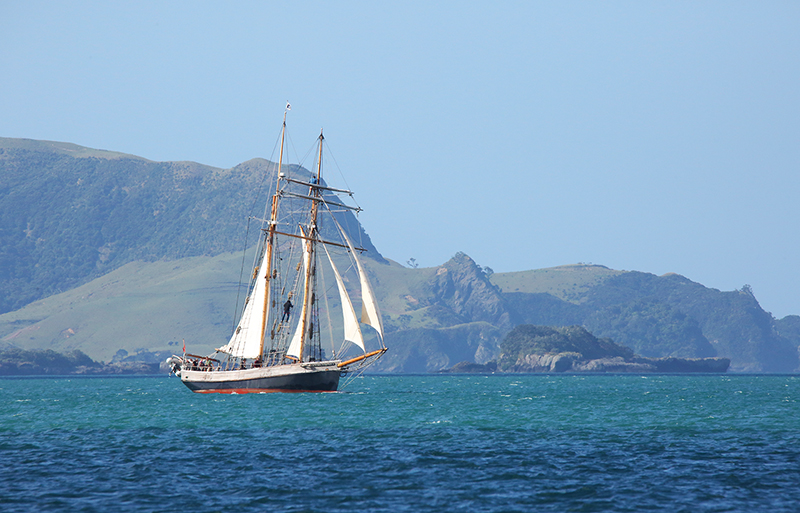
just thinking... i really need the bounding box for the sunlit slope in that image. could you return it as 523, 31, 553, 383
2, 250, 798, 372
4, 137, 798, 373
490, 264, 624, 303
0, 252, 405, 363
0, 254, 243, 362
0, 251, 474, 365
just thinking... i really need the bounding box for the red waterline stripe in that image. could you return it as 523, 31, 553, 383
193, 388, 336, 394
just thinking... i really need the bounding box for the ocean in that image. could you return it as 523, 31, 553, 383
1, 374, 798, 512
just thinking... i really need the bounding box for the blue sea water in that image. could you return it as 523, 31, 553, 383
1, 374, 799, 512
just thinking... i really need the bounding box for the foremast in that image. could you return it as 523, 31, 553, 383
256, 107, 288, 357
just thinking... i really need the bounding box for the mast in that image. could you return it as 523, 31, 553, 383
296, 129, 324, 362
257, 107, 288, 356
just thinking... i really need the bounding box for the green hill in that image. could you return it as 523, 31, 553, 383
0, 254, 241, 361
0, 137, 380, 314
1, 137, 798, 373
491, 264, 624, 303
497, 266, 798, 372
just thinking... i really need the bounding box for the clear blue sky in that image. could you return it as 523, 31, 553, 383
2, 2, 799, 318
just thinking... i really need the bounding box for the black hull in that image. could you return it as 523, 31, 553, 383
180, 367, 341, 394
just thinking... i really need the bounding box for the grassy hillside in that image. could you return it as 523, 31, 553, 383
2, 247, 798, 372
491, 264, 624, 303
0, 247, 471, 366
2, 137, 797, 373
0, 249, 401, 363
0, 253, 242, 361
0, 137, 380, 314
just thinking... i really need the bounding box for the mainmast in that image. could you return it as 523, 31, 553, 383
296, 129, 324, 362
257, 107, 288, 356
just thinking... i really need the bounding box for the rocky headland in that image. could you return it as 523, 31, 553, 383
440, 324, 730, 373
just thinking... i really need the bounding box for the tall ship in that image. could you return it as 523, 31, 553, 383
167, 107, 387, 393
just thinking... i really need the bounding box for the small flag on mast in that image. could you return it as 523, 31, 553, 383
182, 339, 186, 354
286, 102, 291, 111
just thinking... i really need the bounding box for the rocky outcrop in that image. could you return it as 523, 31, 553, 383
427, 253, 516, 332
492, 325, 730, 373
438, 360, 498, 373
513, 352, 583, 372
572, 357, 656, 373
501, 352, 729, 373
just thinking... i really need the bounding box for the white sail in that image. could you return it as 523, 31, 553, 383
286, 234, 312, 359
339, 227, 384, 341
323, 244, 365, 352
218, 248, 269, 359
173, 116, 388, 394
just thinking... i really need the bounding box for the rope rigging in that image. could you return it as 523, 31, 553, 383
201, 121, 384, 372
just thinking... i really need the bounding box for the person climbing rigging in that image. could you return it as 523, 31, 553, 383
282, 299, 293, 322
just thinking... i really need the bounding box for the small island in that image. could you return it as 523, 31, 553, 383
440, 325, 730, 373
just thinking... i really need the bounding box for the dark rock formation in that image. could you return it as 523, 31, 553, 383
437, 360, 498, 373
491, 324, 730, 374
427, 252, 517, 332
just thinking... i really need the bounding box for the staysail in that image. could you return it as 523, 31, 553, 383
323, 244, 365, 352
339, 225, 384, 341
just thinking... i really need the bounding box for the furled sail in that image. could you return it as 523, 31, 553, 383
217, 246, 270, 359
339, 227, 384, 341
323, 244, 365, 352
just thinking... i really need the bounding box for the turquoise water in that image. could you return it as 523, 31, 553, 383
1, 374, 799, 512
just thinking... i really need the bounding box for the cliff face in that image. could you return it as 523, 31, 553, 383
375, 252, 518, 371
406, 253, 800, 372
